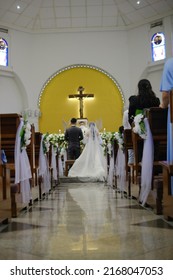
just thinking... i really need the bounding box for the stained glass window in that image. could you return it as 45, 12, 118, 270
151, 32, 166, 62
0, 37, 8, 66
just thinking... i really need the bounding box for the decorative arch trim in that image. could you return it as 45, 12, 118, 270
38, 64, 125, 107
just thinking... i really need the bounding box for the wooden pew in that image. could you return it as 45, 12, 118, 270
160, 162, 173, 220
0, 113, 21, 172
0, 164, 11, 224
132, 108, 167, 213
0, 118, 11, 223
144, 107, 167, 214
0, 114, 24, 217
0, 114, 34, 217
65, 159, 75, 176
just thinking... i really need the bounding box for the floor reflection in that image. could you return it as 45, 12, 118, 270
68, 184, 109, 240
0, 181, 173, 260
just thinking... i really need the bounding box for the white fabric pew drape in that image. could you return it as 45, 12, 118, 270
15, 118, 32, 204
51, 145, 58, 181
38, 135, 51, 194
107, 154, 115, 187
115, 148, 126, 192
139, 118, 154, 205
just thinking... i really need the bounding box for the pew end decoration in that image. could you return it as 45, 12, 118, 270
133, 114, 147, 139
100, 132, 115, 156
15, 118, 32, 204
56, 133, 68, 156
42, 133, 51, 155
20, 117, 32, 151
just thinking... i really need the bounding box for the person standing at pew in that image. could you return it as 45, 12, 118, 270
123, 97, 137, 164
128, 79, 160, 163
128, 79, 160, 126
64, 117, 83, 160
160, 57, 173, 194
160, 57, 173, 108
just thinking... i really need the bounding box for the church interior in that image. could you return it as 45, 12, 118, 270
1, 0, 173, 261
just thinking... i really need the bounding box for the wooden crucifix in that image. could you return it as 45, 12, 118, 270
69, 86, 94, 118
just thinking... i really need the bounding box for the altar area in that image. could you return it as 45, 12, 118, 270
42, 129, 116, 177
38, 65, 124, 134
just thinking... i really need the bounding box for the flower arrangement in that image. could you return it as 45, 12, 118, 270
42, 133, 50, 155
48, 133, 59, 154
100, 132, 115, 155
133, 113, 147, 139
56, 133, 68, 156
41, 131, 117, 157
20, 118, 31, 151
42, 133, 68, 156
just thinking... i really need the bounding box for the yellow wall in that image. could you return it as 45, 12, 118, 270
39, 66, 124, 133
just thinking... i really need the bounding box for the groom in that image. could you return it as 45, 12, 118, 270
65, 118, 83, 160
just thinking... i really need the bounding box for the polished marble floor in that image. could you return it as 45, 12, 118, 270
0, 180, 173, 260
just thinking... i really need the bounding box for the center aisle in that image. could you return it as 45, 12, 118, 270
0, 181, 173, 260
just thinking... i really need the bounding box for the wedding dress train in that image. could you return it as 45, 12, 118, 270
68, 122, 107, 181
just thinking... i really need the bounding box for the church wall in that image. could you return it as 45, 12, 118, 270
0, 70, 26, 113
127, 15, 173, 103
0, 14, 173, 129
31, 30, 130, 101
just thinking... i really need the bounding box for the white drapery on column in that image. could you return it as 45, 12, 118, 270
39, 135, 51, 194
139, 118, 154, 205
15, 118, 32, 204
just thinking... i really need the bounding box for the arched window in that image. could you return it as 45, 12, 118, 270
0, 37, 8, 66
151, 32, 166, 62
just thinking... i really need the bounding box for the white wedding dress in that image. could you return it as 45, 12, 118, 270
68, 123, 107, 181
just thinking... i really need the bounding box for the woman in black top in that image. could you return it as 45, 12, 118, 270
128, 79, 160, 125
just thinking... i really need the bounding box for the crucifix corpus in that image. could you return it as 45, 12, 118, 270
69, 86, 94, 118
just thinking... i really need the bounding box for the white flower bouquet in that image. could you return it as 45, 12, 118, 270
42, 133, 50, 154
48, 133, 59, 154
56, 133, 68, 152
133, 113, 147, 139
20, 119, 31, 151
100, 132, 115, 155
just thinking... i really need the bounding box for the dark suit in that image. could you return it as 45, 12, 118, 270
65, 125, 83, 159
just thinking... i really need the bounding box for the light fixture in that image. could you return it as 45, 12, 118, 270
17, 5, 21, 10
137, 1, 140, 4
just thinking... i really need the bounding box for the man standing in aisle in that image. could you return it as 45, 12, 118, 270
65, 117, 83, 160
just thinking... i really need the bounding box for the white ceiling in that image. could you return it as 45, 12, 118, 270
0, 0, 173, 33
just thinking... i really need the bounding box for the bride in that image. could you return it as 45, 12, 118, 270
68, 122, 107, 181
